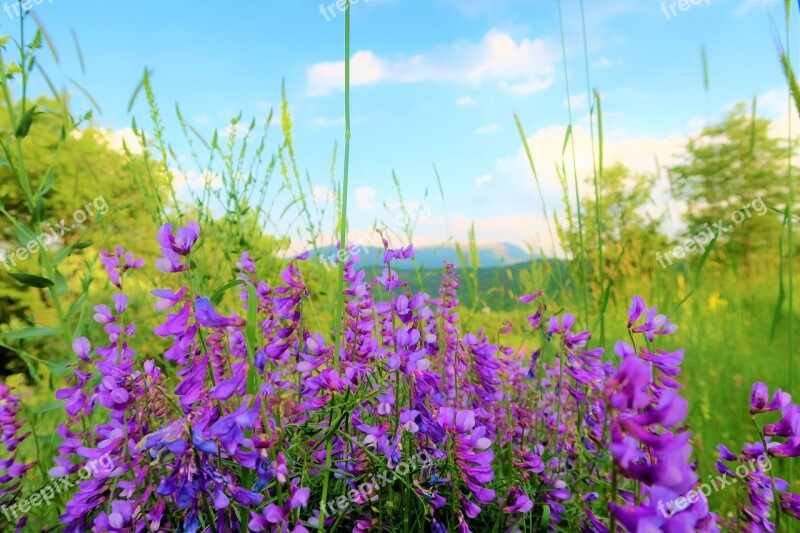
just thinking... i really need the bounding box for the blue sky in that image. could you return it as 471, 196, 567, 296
6, 0, 798, 253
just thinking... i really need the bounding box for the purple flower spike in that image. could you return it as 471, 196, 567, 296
382, 244, 414, 264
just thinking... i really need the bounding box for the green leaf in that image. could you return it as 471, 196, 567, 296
54, 269, 67, 296
54, 241, 93, 265
30, 13, 59, 63
244, 282, 259, 395
15, 105, 38, 138
541, 504, 551, 528
65, 294, 87, 320
71, 29, 85, 74
127, 68, 149, 112
1, 327, 61, 341
31, 401, 63, 414
561, 124, 572, 157
14, 223, 36, 246
210, 279, 246, 305
33, 197, 45, 223
7, 272, 54, 288
701, 46, 709, 91
42, 359, 71, 376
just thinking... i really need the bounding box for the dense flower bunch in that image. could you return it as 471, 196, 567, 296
712, 381, 800, 531
1, 222, 800, 532
0, 383, 33, 532
601, 297, 717, 531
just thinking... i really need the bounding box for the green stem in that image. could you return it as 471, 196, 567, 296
558, 0, 589, 322
751, 416, 781, 530
319, 2, 352, 526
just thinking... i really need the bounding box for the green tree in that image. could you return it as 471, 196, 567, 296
669, 103, 791, 263
559, 163, 670, 286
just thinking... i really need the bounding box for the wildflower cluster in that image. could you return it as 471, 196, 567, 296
0, 222, 798, 532
711, 381, 800, 531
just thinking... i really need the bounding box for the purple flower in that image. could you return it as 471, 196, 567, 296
519, 290, 542, 304
93, 304, 116, 324
72, 337, 92, 361
154, 301, 191, 337
236, 251, 256, 273
154, 248, 188, 273
764, 404, 800, 437
99, 247, 144, 288
605, 355, 652, 411
194, 298, 242, 328
382, 244, 414, 264
751, 382, 791, 414
151, 287, 188, 310
503, 489, 533, 513
157, 221, 200, 256
627, 295, 646, 326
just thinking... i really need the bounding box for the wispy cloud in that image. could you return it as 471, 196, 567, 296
456, 95, 477, 106
306, 29, 558, 96
475, 123, 501, 135
475, 174, 492, 186
355, 187, 377, 210
591, 57, 619, 69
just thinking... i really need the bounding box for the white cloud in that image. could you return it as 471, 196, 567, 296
96, 128, 144, 155
564, 93, 588, 110
313, 185, 336, 204
221, 123, 250, 138
445, 214, 554, 254
591, 57, 618, 69
475, 123, 501, 135
306, 29, 558, 96
456, 95, 477, 106
482, 122, 687, 250
355, 187, 377, 210
475, 174, 492, 186
172, 168, 222, 194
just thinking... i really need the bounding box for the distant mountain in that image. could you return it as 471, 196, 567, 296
311, 243, 532, 270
